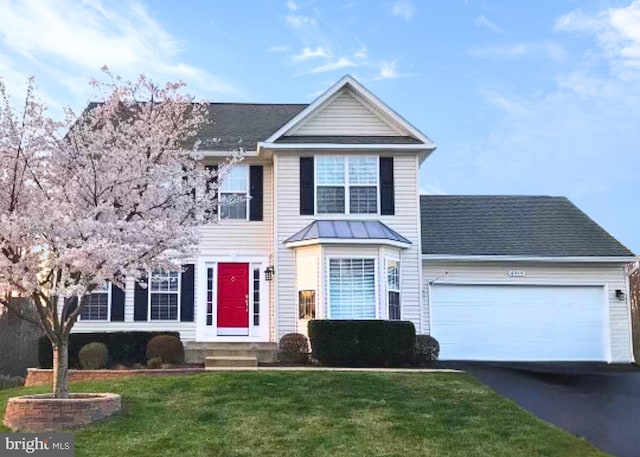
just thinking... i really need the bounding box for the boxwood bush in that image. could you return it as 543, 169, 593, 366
38, 332, 181, 369
308, 320, 416, 367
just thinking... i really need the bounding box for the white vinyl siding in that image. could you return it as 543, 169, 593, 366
423, 261, 634, 363
287, 88, 404, 136
328, 258, 376, 319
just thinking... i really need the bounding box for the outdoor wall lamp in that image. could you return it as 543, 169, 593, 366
264, 266, 275, 281
615, 289, 626, 301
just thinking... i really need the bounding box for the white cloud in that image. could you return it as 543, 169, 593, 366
293, 46, 328, 61
354, 46, 368, 59
0, 0, 241, 107
285, 14, 316, 29
374, 59, 415, 80
392, 1, 415, 21
470, 41, 566, 61
287, 0, 298, 11
309, 57, 356, 74
475, 15, 502, 33
268, 45, 289, 53
556, 1, 640, 79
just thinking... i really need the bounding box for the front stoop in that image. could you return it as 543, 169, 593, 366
205, 356, 258, 369
185, 342, 278, 364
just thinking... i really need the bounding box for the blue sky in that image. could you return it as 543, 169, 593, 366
0, 0, 638, 253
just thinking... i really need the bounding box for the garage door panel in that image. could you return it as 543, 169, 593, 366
431, 284, 608, 362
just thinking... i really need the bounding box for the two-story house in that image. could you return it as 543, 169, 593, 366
73, 75, 637, 364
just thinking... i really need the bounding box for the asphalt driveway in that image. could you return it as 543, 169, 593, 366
461, 364, 640, 457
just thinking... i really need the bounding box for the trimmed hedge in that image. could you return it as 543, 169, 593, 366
146, 335, 185, 364
38, 332, 181, 369
308, 320, 416, 367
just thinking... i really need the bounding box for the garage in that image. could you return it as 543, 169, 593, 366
430, 284, 609, 362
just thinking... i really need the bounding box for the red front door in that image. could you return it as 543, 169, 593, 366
217, 263, 249, 329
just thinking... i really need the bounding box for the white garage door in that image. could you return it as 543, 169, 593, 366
430, 284, 608, 361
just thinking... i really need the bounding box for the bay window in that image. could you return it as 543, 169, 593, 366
316, 156, 378, 214
328, 258, 376, 319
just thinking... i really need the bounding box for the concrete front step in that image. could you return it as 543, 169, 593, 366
205, 356, 257, 369
185, 342, 278, 364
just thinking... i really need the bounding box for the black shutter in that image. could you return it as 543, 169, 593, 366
180, 264, 195, 322
133, 276, 148, 321
249, 165, 263, 221
300, 157, 314, 215
380, 157, 395, 215
110, 284, 125, 321
61, 296, 79, 321
205, 165, 218, 217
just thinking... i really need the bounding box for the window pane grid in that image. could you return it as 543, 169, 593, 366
329, 259, 375, 319
150, 270, 179, 321
315, 156, 378, 214
349, 186, 377, 214
253, 268, 260, 326
80, 292, 108, 320
150, 294, 178, 320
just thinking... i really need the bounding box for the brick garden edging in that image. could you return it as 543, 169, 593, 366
25, 367, 204, 386
3, 393, 121, 431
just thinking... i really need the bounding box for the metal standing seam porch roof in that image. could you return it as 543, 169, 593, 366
284, 220, 412, 247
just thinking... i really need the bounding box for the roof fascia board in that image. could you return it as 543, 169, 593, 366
259, 142, 433, 151
422, 254, 638, 263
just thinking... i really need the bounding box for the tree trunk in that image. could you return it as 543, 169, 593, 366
51, 336, 69, 398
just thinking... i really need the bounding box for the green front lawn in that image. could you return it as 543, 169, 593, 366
1, 372, 607, 457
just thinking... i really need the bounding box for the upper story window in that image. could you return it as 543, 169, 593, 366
316, 156, 378, 214
80, 283, 110, 321
149, 270, 180, 321
219, 165, 248, 220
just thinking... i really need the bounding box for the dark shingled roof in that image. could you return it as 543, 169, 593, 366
420, 195, 634, 257
194, 103, 308, 150
275, 135, 423, 144
285, 220, 411, 245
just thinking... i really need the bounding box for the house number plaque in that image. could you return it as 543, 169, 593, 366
508, 270, 526, 277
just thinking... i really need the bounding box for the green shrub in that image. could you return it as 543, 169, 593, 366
414, 334, 440, 366
146, 357, 163, 369
308, 320, 415, 367
146, 335, 184, 364
38, 332, 181, 368
279, 333, 310, 364
0, 374, 25, 390
78, 342, 109, 369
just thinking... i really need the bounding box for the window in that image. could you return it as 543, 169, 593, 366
387, 260, 400, 320
219, 165, 248, 220
80, 284, 110, 321
206, 267, 214, 326
298, 290, 316, 319
253, 267, 260, 326
328, 258, 376, 319
316, 156, 378, 214
149, 270, 180, 321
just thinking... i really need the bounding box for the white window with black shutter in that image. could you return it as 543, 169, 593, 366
211, 164, 263, 221
79, 284, 111, 321
133, 265, 195, 323
300, 156, 394, 216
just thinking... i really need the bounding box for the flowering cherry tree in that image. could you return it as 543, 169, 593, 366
0, 70, 233, 397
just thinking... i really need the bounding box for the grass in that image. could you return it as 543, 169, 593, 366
0, 372, 608, 457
